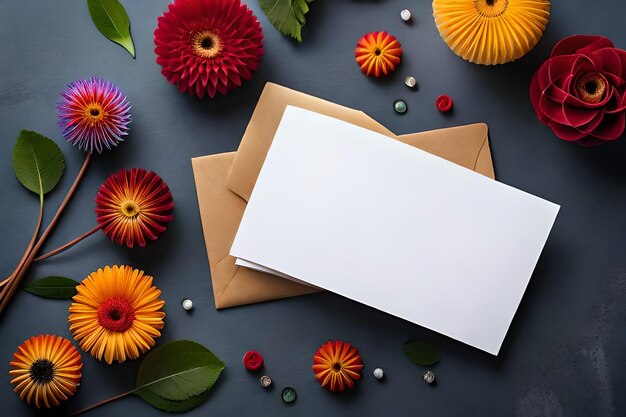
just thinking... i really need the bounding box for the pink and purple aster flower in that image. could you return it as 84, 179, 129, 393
57, 77, 131, 154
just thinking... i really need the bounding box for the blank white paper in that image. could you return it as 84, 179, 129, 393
231, 106, 560, 355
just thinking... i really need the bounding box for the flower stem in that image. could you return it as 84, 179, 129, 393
0, 153, 91, 317
0, 204, 43, 290
69, 389, 134, 416
34, 224, 103, 262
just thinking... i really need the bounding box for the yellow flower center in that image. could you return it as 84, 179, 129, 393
84, 104, 105, 127
576, 72, 607, 104
120, 201, 140, 218
191, 30, 222, 59
475, 0, 509, 17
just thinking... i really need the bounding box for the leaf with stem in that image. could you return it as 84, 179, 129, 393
12, 130, 65, 207
23, 276, 79, 299
259, 0, 314, 42
86, 0, 136, 58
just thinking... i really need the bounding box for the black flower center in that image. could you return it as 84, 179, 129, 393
585, 81, 598, 95
29, 359, 55, 384
90, 108, 100, 117
374, 48, 382, 56
332, 362, 342, 371
201, 37, 213, 50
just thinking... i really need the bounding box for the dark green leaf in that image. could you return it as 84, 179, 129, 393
402, 341, 440, 366
12, 130, 65, 206
134, 340, 225, 403
259, 0, 314, 42
23, 276, 79, 299
138, 389, 210, 413
87, 0, 135, 58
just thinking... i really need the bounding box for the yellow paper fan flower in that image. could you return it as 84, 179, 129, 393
68, 265, 165, 364
432, 0, 551, 65
9, 335, 82, 409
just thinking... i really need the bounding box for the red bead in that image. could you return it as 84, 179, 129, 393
436, 94, 453, 112
243, 350, 264, 371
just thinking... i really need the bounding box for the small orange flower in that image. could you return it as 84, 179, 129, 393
312, 340, 363, 392
9, 335, 82, 409
355, 31, 403, 77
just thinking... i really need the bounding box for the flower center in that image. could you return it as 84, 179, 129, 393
374, 48, 382, 56
576, 72, 607, 104
475, 0, 509, 17
29, 359, 55, 384
332, 362, 342, 372
120, 201, 140, 218
84, 104, 105, 126
97, 297, 136, 332
191, 30, 222, 59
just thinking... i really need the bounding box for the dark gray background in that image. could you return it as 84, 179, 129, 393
1, 1, 624, 416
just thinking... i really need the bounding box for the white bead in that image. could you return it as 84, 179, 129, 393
182, 299, 193, 311
373, 368, 384, 379
400, 9, 412, 22
405, 76, 417, 88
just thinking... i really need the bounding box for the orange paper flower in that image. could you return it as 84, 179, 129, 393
9, 335, 82, 409
69, 265, 165, 364
355, 31, 402, 77
312, 340, 363, 392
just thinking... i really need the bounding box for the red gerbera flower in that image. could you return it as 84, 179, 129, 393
154, 0, 264, 98
95, 168, 174, 248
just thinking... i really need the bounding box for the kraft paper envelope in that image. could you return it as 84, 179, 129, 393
192, 83, 495, 309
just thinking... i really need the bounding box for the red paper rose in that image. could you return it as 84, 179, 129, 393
530, 35, 626, 146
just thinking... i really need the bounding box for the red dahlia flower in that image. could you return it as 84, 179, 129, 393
95, 168, 174, 248
154, 0, 264, 98
530, 35, 626, 146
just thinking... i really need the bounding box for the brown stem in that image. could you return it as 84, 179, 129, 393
0, 153, 91, 317
0, 205, 43, 290
34, 224, 103, 261
69, 390, 134, 416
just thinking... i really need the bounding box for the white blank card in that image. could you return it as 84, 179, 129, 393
231, 106, 559, 355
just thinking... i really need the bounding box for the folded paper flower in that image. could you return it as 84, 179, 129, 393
433, 0, 551, 65
154, 0, 264, 98
95, 168, 174, 248
9, 335, 82, 409
69, 265, 165, 364
57, 77, 131, 153
530, 35, 626, 145
312, 340, 363, 392
355, 31, 402, 77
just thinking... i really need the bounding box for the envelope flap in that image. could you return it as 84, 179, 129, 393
396, 123, 494, 179
226, 83, 393, 202
191, 152, 318, 309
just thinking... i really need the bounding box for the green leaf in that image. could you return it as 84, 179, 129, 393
86, 0, 136, 58
23, 276, 79, 299
138, 390, 211, 413
402, 341, 440, 366
259, 0, 314, 42
134, 340, 225, 404
12, 130, 65, 206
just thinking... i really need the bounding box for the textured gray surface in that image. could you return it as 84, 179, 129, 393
1, 1, 625, 416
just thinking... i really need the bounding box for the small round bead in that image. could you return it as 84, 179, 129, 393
243, 350, 264, 371
400, 9, 412, 22
436, 94, 453, 112
282, 387, 297, 403
423, 370, 435, 384
373, 368, 384, 380
404, 76, 417, 89
181, 299, 193, 311
260, 375, 272, 388
394, 99, 407, 114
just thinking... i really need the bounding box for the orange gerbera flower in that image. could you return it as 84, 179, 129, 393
68, 265, 165, 364
312, 340, 363, 392
355, 31, 403, 77
9, 335, 82, 409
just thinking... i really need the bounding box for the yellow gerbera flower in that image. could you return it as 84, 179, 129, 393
433, 0, 551, 65
68, 265, 165, 364
9, 334, 82, 409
